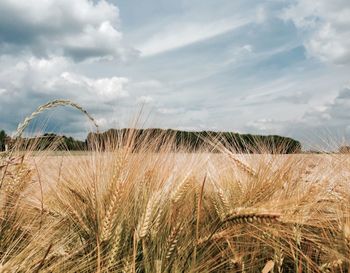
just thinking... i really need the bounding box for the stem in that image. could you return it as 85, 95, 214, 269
194, 175, 207, 265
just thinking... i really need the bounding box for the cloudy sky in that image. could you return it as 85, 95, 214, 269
0, 0, 349, 147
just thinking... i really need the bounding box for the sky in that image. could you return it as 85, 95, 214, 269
0, 0, 350, 148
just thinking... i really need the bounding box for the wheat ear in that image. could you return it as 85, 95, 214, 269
224, 212, 280, 225
229, 155, 256, 177
102, 185, 123, 241
217, 188, 230, 216
138, 196, 157, 239
151, 206, 163, 237
107, 224, 123, 269
165, 224, 184, 260
319, 259, 343, 272
171, 177, 192, 203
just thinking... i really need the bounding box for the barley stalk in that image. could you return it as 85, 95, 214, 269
319, 259, 343, 272
229, 154, 256, 177
165, 224, 183, 260
102, 185, 123, 241
224, 212, 280, 225
138, 196, 157, 239
212, 196, 225, 220
14, 99, 98, 139
171, 177, 192, 203
151, 206, 163, 237
107, 224, 123, 270
217, 188, 230, 216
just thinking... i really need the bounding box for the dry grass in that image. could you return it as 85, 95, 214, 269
1, 100, 350, 272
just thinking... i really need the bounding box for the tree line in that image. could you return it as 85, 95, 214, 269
0, 130, 7, 151
87, 128, 302, 154
0, 131, 86, 151
0, 128, 303, 154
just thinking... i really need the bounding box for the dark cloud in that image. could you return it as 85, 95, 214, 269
0, 0, 137, 61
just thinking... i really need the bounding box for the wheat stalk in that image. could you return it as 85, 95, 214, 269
107, 224, 123, 270
229, 154, 256, 177
171, 177, 192, 203
101, 185, 123, 241
165, 224, 183, 260
212, 196, 226, 220
14, 99, 99, 139
151, 206, 163, 237
217, 188, 230, 216
274, 247, 284, 273
138, 195, 158, 239
319, 259, 343, 272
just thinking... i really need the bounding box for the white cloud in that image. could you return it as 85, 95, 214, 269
53, 72, 129, 101
137, 96, 154, 104
157, 107, 185, 115
0, 56, 129, 101
246, 118, 281, 133
137, 17, 250, 56
0, 55, 71, 95
0, 0, 136, 61
255, 5, 267, 24
0, 55, 131, 134
303, 86, 350, 125
282, 0, 350, 64
131, 80, 163, 89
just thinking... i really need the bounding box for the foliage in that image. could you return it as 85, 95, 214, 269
1, 128, 302, 153
88, 128, 302, 154
339, 145, 350, 153
0, 129, 7, 151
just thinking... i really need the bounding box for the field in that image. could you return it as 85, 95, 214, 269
1, 139, 350, 273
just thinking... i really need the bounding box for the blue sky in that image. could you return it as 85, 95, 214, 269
0, 0, 349, 148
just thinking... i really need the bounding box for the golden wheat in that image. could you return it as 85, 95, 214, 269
1, 100, 350, 272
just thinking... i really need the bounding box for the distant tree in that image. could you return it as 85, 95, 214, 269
0, 130, 7, 151
87, 128, 302, 154
339, 145, 350, 154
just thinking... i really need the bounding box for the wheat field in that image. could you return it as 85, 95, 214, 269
1, 101, 350, 272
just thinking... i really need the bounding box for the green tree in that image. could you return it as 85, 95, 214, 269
339, 145, 350, 154
0, 130, 7, 151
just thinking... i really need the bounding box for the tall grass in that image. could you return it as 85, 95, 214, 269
1, 100, 350, 272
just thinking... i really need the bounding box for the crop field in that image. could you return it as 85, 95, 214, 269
1, 0, 350, 271
0, 100, 349, 273
1, 143, 350, 273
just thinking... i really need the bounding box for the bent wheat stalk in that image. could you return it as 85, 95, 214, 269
14, 99, 99, 139
1, 99, 99, 189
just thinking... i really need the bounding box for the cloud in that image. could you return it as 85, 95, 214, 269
272, 92, 310, 105
282, 0, 350, 64
303, 86, 350, 126
137, 17, 250, 56
0, 0, 137, 61
0, 0, 349, 147
251, 86, 350, 148
46, 72, 129, 101
246, 118, 283, 133
137, 96, 154, 104
0, 88, 7, 95
131, 80, 163, 89
0, 56, 130, 135
157, 107, 185, 115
